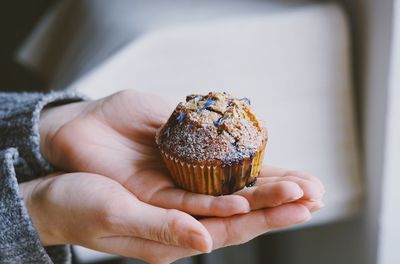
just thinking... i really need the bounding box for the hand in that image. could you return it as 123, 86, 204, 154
19, 172, 212, 252
40, 90, 324, 216
19, 172, 312, 264
237, 166, 325, 213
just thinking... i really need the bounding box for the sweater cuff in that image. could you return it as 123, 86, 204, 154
0, 148, 71, 264
0, 91, 87, 182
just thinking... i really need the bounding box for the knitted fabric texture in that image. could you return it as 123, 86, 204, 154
0, 91, 86, 263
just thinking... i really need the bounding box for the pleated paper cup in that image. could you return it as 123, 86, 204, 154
160, 142, 266, 195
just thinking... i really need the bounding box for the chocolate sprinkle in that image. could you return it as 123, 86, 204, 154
176, 112, 186, 122
199, 98, 214, 110
241, 97, 251, 105
213, 117, 225, 127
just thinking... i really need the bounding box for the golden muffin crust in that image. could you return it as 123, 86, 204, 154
156, 92, 267, 165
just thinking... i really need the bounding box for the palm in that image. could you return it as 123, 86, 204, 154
44, 90, 324, 216
44, 91, 243, 216
54, 91, 169, 184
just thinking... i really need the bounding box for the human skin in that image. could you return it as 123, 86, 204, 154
22, 90, 325, 261
19, 171, 314, 263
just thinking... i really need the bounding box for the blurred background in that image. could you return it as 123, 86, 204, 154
1, 0, 399, 264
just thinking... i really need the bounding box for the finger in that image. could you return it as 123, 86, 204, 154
132, 169, 251, 217
256, 176, 323, 201
259, 166, 288, 177
287, 171, 325, 193
150, 188, 251, 217
92, 203, 311, 263
93, 236, 190, 264
260, 166, 325, 193
235, 181, 304, 210
106, 197, 212, 252
201, 203, 311, 249
298, 199, 325, 212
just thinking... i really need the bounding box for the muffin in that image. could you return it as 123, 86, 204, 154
156, 92, 267, 195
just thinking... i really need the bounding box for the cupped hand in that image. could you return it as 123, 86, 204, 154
40, 90, 324, 216
19, 172, 312, 264
19, 172, 212, 252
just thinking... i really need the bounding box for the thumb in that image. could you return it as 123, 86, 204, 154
104, 198, 212, 253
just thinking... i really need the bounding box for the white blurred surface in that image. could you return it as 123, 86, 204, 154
378, 0, 400, 263
67, 2, 363, 262
70, 3, 362, 225
18, 0, 292, 89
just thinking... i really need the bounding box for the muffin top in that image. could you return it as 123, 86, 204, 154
156, 92, 267, 164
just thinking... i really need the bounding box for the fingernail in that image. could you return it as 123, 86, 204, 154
284, 189, 304, 203
242, 203, 251, 213
236, 198, 251, 213
300, 213, 312, 224
293, 189, 305, 200
310, 201, 325, 212
188, 232, 211, 253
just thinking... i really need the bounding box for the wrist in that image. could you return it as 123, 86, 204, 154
19, 176, 61, 246
39, 101, 89, 166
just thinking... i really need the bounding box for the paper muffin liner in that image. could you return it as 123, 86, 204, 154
160, 142, 266, 195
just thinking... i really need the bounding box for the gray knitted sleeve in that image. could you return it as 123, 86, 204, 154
0, 92, 86, 181
0, 91, 86, 264
0, 148, 57, 263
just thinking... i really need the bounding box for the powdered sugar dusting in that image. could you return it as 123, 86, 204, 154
156, 92, 267, 164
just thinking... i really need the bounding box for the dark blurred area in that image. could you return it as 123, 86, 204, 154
0, 0, 54, 91
1, 1, 397, 264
